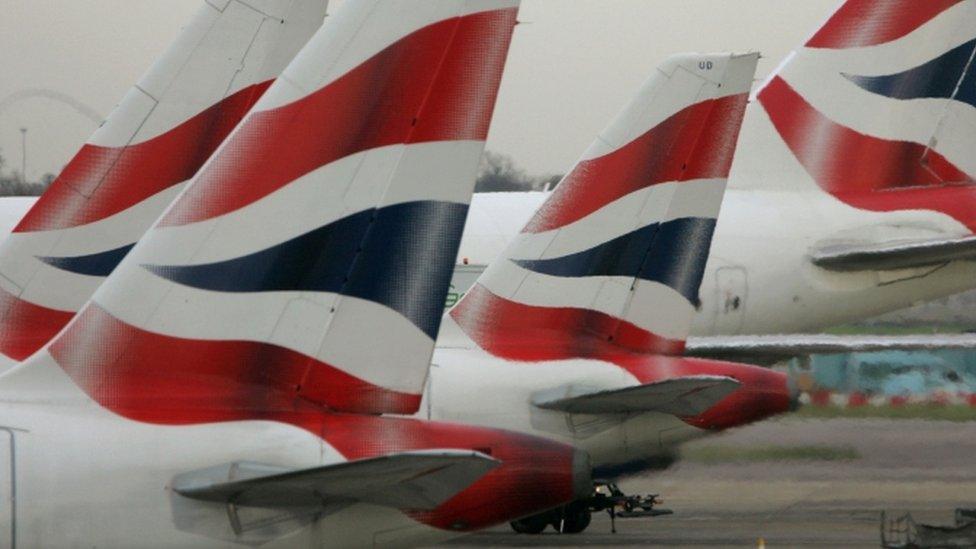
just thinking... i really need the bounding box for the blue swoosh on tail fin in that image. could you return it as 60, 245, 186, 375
513, 217, 716, 304
143, 201, 468, 339
38, 243, 136, 277
845, 38, 976, 109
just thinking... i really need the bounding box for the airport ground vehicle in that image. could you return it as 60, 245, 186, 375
510, 481, 672, 535
421, 52, 795, 535
882, 509, 976, 548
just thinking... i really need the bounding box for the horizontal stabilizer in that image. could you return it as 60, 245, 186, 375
811, 236, 976, 272
687, 334, 976, 366
173, 450, 499, 511
532, 376, 740, 416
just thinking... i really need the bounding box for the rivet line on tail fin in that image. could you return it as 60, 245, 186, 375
760, 76, 976, 230
452, 54, 757, 367
14, 80, 274, 233
161, 8, 520, 227
523, 94, 748, 234
54, 4, 522, 418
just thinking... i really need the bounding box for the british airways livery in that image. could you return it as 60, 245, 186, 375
426, 53, 793, 525
0, 0, 331, 369
0, 2, 592, 547
455, 0, 976, 349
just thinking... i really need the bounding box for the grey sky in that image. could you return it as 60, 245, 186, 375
0, 0, 839, 181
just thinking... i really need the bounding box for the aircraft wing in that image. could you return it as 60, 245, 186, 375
174, 450, 499, 511
811, 236, 976, 272
685, 334, 976, 365
532, 376, 740, 416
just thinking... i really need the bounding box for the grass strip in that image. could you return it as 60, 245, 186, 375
681, 444, 860, 464
793, 404, 976, 422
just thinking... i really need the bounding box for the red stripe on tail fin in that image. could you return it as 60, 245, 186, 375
450, 284, 685, 361
806, 0, 963, 49
49, 305, 421, 419
0, 288, 74, 362
15, 81, 273, 233
162, 8, 518, 227
524, 93, 748, 234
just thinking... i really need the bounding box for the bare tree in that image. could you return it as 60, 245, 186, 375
0, 168, 53, 197
476, 151, 533, 192
475, 151, 563, 193
40, 172, 56, 188
535, 173, 563, 192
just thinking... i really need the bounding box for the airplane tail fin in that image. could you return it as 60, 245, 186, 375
0, 0, 329, 366
34, 0, 520, 418
447, 52, 759, 360
737, 0, 976, 232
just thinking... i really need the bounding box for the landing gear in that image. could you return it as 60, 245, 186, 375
508, 481, 671, 535
509, 514, 549, 534
508, 502, 591, 535
558, 502, 591, 534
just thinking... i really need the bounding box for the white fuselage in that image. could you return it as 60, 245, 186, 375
4, 188, 970, 338
698, 189, 976, 335
418, 189, 973, 469
421, 347, 705, 476
0, 185, 967, 498
0, 355, 464, 549
455, 189, 976, 336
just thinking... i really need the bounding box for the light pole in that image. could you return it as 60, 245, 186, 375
19, 128, 27, 184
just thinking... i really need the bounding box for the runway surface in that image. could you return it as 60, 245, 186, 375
437, 418, 976, 547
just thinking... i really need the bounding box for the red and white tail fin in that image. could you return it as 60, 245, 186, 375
736, 0, 976, 231
30, 0, 520, 419
0, 0, 329, 367
445, 52, 759, 361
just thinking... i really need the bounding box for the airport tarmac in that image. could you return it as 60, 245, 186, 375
438, 417, 976, 548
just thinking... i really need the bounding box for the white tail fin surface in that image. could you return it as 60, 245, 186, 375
0, 0, 330, 367
39, 0, 521, 418
734, 0, 976, 232
447, 52, 759, 362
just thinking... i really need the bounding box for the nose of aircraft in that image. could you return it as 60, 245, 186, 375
681, 361, 794, 430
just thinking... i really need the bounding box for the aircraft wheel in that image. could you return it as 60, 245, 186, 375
559, 505, 592, 534
510, 515, 549, 534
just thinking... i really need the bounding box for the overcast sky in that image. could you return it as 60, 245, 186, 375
0, 0, 839, 181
